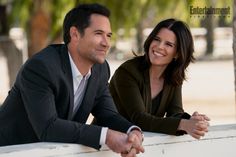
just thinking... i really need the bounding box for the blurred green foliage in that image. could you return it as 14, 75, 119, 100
0, 0, 233, 49
1, 0, 233, 36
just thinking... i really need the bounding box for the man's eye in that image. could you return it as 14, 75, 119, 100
95, 32, 102, 35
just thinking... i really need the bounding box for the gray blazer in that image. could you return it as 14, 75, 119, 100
0, 44, 132, 149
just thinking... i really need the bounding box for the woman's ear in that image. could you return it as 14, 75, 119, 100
174, 54, 178, 60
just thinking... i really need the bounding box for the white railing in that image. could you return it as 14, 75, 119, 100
0, 124, 236, 157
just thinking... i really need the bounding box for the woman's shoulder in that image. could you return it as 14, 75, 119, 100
114, 56, 147, 80
119, 56, 146, 70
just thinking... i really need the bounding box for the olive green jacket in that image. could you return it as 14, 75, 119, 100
109, 56, 190, 135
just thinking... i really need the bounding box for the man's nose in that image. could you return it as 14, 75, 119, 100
101, 36, 110, 47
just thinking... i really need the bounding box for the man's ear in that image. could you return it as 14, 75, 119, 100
69, 26, 80, 41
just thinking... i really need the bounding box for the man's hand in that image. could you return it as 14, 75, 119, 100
106, 129, 130, 153
128, 130, 144, 153
120, 130, 144, 157
129, 129, 144, 143
105, 129, 144, 157
121, 147, 137, 157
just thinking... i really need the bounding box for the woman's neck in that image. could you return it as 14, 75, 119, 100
149, 65, 166, 81
149, 65, 166, 98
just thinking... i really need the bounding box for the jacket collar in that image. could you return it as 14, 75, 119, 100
72, 64, 99, 122
57, 45, 75, 119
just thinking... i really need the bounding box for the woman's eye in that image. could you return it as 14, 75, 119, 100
166, 43, 173, 47
154, 37, 160, 41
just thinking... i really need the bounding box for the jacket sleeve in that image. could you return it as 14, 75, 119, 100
109, 67, 184, 135
91, 61, 133, 133
165, 85, 191, 135
20, 58, 102, 149
166, 85, 191, 119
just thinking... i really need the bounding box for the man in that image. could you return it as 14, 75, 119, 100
0, 3, 144, 156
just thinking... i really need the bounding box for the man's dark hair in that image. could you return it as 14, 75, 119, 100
63, 3, 110, 45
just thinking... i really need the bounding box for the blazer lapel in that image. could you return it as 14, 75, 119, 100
73, 65, 98, 123
59, 45, 74, 120
143, 68, 152, 113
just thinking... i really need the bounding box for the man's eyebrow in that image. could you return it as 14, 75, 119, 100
94, 30, 112, 36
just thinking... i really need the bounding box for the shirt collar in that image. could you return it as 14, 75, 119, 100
68, 52, 91, 81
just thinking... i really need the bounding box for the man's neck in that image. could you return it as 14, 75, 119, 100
68, 49, 92, 76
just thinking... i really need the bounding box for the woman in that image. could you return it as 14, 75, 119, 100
109, 18, 210, 139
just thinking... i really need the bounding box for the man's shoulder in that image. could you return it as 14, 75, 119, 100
33, 44, 66, 58
23, 44, 67, 71
26, 44, 67, 65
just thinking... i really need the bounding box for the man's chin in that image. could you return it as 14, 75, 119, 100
95, 58, 106, 64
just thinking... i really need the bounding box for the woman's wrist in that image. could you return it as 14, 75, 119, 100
178, 119, 187, 131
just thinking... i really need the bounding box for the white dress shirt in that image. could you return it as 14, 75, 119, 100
68, 52, 107, 145
68, 52, 141, 146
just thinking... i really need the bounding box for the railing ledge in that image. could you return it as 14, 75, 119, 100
0, 124, 236, 157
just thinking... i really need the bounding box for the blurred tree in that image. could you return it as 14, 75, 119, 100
203, 0, 215, 56
9, 0, 158, 55
132, 0, 151, 53
0, 2, 22, 88
10, 0, 76, 57
189, 0, 232, 56
9, 0, 233, 57
8, 0, 189, 54
10, 0, 144, 56
217, 0, 233, 26
0, 5, 8, 35
233, 0, 236, 104
28, 0, 50, 57
139, 0, 187, 53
